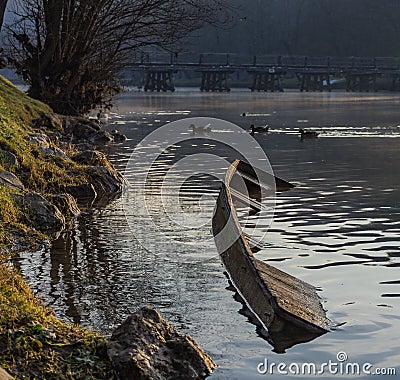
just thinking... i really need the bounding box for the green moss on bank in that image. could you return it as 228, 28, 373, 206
0, 77, 114, 378
0, 76, 89, 240
0, 77, 87, 195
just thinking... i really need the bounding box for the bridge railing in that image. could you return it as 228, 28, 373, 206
129, 52, 400, 73
131, 52, 172, 64
250, 55, 282, 67
375, 56, 400, 71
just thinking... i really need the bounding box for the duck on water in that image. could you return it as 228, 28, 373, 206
249, 124, 269, 136
190, 124, 212, 135
299, 128, 319, 139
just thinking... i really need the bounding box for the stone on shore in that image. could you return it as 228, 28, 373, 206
107, 307, 216, 380
66, 183, 98, 203
73, 142, 94, 152
89, 130, 114, 145
51, 194, 81, 221
63, 117, 101, 140
28, 133, 51, 149
0, 149, 19, 168
27, 133, 68, 158
72, 150, 113, 169
33, 113, 63, 131
88, 166, 126, 196
23, 192, 65, 232
0, 170, 24, 191
39, 146, 69, 159
111, 131, 127, 143
65, 163, 124, 204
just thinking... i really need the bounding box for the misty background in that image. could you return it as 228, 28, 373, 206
190, 0, 400, 57
2, 0, 400, 58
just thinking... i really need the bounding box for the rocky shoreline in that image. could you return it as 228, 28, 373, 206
1, 115, 127, 240
0, 78, 215, 379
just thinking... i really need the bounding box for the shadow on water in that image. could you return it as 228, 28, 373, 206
227, 280, 326, 354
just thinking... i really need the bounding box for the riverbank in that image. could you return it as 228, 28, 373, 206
0, 76, 120, 378
0, 76, 216, 380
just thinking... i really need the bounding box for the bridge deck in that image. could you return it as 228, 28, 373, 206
131, 54, 400, 92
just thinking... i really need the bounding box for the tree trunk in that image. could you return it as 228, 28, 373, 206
0, 0, 7, 32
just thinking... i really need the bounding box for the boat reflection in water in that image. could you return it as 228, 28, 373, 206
212, 160, 330, 353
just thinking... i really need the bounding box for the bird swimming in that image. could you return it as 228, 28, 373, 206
190, 124, 212, 135
249, 124, 269, 135
299, 128, 319, 139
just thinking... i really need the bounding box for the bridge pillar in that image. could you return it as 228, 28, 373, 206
345, 71, 378, 92
249, 70, 284, 92
199, 70, 232, 92
298, 72, 331, 92
144, 70, 175, 92
390, 73, 400, 91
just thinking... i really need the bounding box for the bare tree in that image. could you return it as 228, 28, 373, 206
6, 0, 232, 115
0, 0, 8, 68
0, 0, 7, 32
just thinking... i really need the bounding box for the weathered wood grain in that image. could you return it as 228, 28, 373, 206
213, 160, 330, 348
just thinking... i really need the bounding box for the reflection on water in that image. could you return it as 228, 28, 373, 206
18, 90, 400, 379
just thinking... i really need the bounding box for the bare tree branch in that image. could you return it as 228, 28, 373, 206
6, 0, 233, 115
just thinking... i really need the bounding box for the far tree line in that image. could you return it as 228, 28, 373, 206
1, 1, 399, 116
193, 0, 400, 58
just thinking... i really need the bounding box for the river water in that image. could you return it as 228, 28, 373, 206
19, 90, 400, 379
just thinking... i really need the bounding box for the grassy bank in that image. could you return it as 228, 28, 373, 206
0, 77, 114, 379
0, 77, 88, 243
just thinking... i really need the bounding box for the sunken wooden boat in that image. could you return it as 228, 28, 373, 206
212, 160, 330, 352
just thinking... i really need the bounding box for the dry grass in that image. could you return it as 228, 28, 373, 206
0, 264, 114, 379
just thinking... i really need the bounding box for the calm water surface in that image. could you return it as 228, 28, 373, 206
20, 90, 400, 379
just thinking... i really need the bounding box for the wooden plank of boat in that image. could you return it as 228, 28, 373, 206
212, 160, 330, 349
236, 160, 295, 192
228, 159, 293, 211
230, 187, 263, 212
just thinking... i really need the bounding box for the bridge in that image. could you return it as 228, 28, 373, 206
129, 53, 400, 93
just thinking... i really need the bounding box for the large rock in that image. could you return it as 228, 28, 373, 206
0, 367, 12, 380
27, 133, 51, 149
111, 131, 127, 143
74, 143, 95, 152
39, 146, 69, 159
107, 307, 215, 380
51, 194, 81, 221
28, 133, 68, 158
23, 192, 65, 232
65, 183, 97, 203
0, 171, 24, 191
72, 150, 113, 169
63, 117, 101, 140
89, 130, 113, 145
0, 149, 19, 168
34, 113, 63, 131
88, 166, 126, 196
